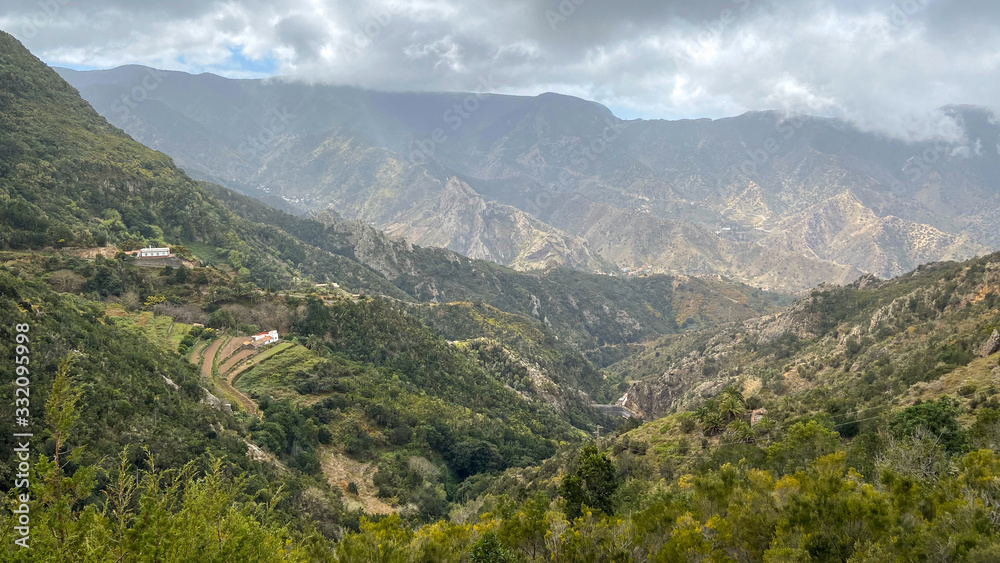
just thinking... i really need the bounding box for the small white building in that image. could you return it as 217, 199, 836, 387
138, 247, 171, 258
244, 330, 279, 349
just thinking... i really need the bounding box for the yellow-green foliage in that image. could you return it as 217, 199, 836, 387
0, 453, 312, 562
236, 344, 322, 396
336, 446, 1000, 562
105, 306, 193, 353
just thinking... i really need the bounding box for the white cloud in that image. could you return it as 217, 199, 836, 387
2, 0, 999, 143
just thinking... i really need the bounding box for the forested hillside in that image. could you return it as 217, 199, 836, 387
336, 252, 1000, 562
7, 25, 1000, 563
1, 28, 783, 351
0, 30, 776, 560
612, 252, 1000, 421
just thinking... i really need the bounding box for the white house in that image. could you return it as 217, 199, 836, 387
243, 330, 279, 349
138, 247, 171, 258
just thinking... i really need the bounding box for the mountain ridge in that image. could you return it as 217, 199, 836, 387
57, 65, 1000, 291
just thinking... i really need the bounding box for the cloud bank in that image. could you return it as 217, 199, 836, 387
2, 0, 998, 141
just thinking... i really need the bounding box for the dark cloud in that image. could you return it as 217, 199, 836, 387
1, 0, 997, 141
274, 14, 328, 62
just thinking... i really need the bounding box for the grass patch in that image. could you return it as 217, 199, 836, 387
235, 345, 322, 398
106, 306, 191, 352
184, 241, 227, 267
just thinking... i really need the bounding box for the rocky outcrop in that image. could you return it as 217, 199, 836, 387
617, 253, 1000, 421
201, 388, 233, 414
982, 329, 1000, 358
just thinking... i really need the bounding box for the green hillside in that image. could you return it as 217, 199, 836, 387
206, 181, 787, 349
0, 31, 638, 559
0, 31, 408, 299
341, 253, 1000, 562
1, 29, 785, 351
611, 253, 1000, 423
11, 26, 1000, 562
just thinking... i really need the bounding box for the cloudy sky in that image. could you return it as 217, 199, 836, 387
2, 0, 998, 141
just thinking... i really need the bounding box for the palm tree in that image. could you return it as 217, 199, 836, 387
719, 394, 746, 424
726, 420, 756, 444
720, 384, 745, 404
695, 399, 718, 423
702, 411, 726, 436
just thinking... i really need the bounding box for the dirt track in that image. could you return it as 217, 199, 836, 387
219, 349, 254, 375
191, 335, 261, 416
199, 338, 224, 377
217, 372, 258, 415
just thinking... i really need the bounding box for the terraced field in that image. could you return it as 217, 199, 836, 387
105, 305, 193, 352
105, 303, 325, 419
233, 344, 322, 400
189, 340, 209, 363
187, 334, 307, 417
219, 349, 255, 375
105, 303, 320, 417
199, 337, 225, 378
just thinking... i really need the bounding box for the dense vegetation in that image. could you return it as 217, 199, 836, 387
0, 31, 415, 298
0, 248, 605, 522
0, 265, 241, 480
5, 27, 1000, 562
609, 253, 1000, 424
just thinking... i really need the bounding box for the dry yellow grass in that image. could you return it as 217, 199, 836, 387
321, 450, 394, 515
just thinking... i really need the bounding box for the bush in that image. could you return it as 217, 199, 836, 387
679, 413, 698, 433
890, 397, 967, 455
343, 421, 373, 456
317, 426, 333, 445
207, 308, 236, 329
469, 531, 514, 563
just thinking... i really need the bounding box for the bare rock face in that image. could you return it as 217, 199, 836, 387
623, 359, 711, 419
62, 66, 1000, 292
982, 329, 1000, 358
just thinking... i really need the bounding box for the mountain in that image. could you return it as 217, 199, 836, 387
0, 31, 781, 351
59, 66, 1000, 291
7, 30, 1000, 560
203, 181, 786, 350
0, 30, 791, 542
52, 66, 608, 273
0, 31, 617, 550
610, 251, 1000, 420
380, 250, 1000, 562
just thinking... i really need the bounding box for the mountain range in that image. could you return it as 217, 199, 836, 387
0, 28, 777, 526
58, 65, 1000, 291
7, 29, 1000, 561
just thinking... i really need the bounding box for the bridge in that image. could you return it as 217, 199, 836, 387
593, 404, 638, 418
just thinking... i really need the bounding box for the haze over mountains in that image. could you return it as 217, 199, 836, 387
58, 66, 1000, 292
